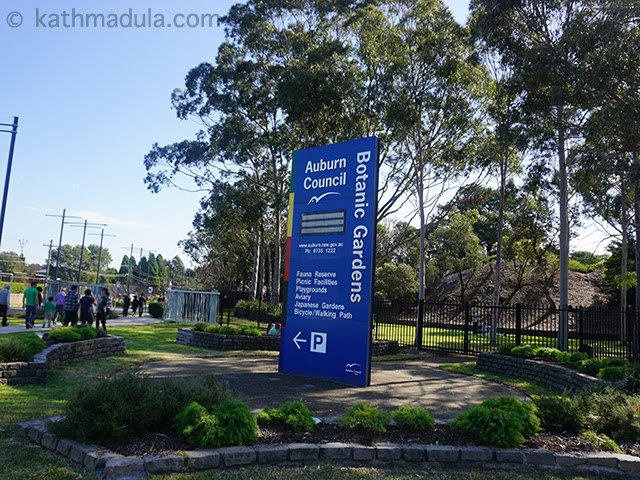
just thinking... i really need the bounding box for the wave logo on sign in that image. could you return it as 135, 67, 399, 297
307, 191, 340, 205
345, 363, 363, 376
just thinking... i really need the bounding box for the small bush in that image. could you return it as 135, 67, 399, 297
554, 351, 572, 363
234, 300, 282, 319
452, 396, 540, 448
583, 389, 640, 441
174, 402, 220, 448
600, 357, 631, 369
576, 359, 603, 376
599, 366, 631, 382
219, 326, 238, 335
391, 406, 435, 432
535, 347, 559, 360
568, 352, 589, 366
12, 332, 46, 358
148, 302, 164, 318
72, 325, 98, 340
193, 323, 208, 332
534, 394, 585, 433
339, 403, 391, 434
209, 398, 258, 447
510, 345, 537, 358
257, 400, 315, 433
0, 338, 29, 362
580, 430, 622, 452
204, 324, 221, 333
47, 327, 82, 344
240, 325, 261, 336
498, 344, 515, 355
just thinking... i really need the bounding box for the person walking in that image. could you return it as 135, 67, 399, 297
63, 285, 79, 327
0, 284, 10, 327
122, 294, 130, 317
42, 296, 56, 328
96, 288, 110, 331
79, 289, 95, 326
131, 295, 139, 316
138, 294, 146, 317
23, 281, 39, 329
53, 288, 66, 325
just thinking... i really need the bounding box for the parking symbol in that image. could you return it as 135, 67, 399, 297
310, 332, 327, 354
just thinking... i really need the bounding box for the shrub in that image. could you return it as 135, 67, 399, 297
148, 302, 164, 318
567, 352, 589, 366
510, 345, 537, 358
51, 372, 229, 444
219, 326, 238, 335
209, 398, 257, 447
193, 323, 208, 332
174, 402, 220, 448
452, 396, 540, 448
534, 394, 585, 433
240, 325, 261, 336
72, 325, 98, 340
12, 332, 46, 358
234, 300, 282, 319
576, 359, 603, 376
391, 406, 435, 432
0, 338, 29, 362
258, 400, 315, 433
535, 347, 559, 360
339, 403, 391, 434
205, 324, 221, 333
599, 366, 631, 382
498, 344, 515, 356
617, 370, 640, 394
600, 357, 631, 369
583, 389, 640, 441
580, 430, 622, 452
47, 327, 82, 344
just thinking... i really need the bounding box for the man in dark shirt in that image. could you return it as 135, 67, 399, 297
63, 285, 79, 326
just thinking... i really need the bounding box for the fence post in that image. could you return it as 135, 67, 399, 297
631, 306, 638, 365
464, 302, 470, 355
415, 299, 424, 350
515, 303, 522, 346
578, 306, 584, 349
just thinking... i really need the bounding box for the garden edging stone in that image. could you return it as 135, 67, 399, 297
16, 417, 640, 479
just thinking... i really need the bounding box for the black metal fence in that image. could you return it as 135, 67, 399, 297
373, 300, 640, 364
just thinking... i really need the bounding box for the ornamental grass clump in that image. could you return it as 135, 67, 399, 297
339, 402, 391, 434
452, 396, 540, 448
258, 400, 315, 433
175, 398, 257, 448
391, 406, 435, 432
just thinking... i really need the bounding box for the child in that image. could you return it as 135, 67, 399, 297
43, 296, 56, 328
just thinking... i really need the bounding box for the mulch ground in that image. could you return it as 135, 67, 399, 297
106, 424, 640, 458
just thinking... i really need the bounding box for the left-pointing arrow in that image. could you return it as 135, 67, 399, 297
293, 331, 307, 350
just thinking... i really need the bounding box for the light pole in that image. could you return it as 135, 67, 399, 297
0, 117, 19, 249
68, 220, 106, 283
88, 229, 116, 284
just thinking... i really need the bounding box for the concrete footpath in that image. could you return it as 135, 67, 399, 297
0, 313, 163, 335
140, 354, 528, 420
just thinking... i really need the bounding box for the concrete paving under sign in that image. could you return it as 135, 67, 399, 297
140, 353, 528, 420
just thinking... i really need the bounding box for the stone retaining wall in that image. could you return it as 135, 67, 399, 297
0, 336, 126, 385
476, 352, 600, 391
16, 418, 640, 479
176, 328, 399, 356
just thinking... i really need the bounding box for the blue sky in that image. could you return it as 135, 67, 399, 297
5, 1, 608, 272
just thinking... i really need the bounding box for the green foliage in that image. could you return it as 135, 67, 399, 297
234, 300, 282, 319
452, 396, 540, 448
391, 406, 435, 432
257, 400, 315, 433
52, 372, 229, 443
339, 403, 391, 434
209, 398, 258, 447
583, 388, 640, 441
600, 357, 632, 369
240, 325, 261, 336
567, 352, 589, 365
219, 326, 238, 335
148, 302, 164, 318
47, 325, 97, 343
174, 402, 221, 448
580, 430, 622, 452
0, 338, 29, 362
576, 359, 603, 376
498, 344, 515, 355
533, 347, 558, 360
11, 332, 46, 359
374, 263, 419, 304
599, 366, 631, 382
534, 394, 585, 433
569, 258, 605, 273
510, 345, 537, 358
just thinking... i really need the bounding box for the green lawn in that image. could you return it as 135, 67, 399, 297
0, 321, 605, 480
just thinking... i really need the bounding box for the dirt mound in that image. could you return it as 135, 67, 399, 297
425, 262, 610, 308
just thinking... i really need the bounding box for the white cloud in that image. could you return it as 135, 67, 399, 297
72, 210, 148, 229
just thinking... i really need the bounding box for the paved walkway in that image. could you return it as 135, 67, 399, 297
0, 313, 163, 335
140, 353, 528, 420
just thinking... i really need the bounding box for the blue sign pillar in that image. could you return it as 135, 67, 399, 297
279, 137, 379, 387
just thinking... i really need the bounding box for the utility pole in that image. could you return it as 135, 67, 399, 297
43, 240, 53, 287
89, 229, 116, 284
0, 116, 18, 249
46, 209, 81, 281
68, 220, 106, 283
